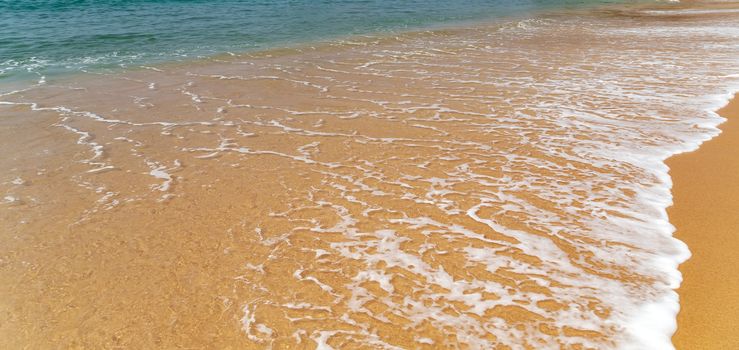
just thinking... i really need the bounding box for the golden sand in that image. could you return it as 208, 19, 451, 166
670, 95, 739, 350
0, 3, 738, 349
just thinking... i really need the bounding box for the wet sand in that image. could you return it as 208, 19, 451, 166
670, 95, 739, 350
0, 2, 738, 349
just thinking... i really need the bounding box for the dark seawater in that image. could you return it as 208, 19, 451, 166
0, 0, 628, 84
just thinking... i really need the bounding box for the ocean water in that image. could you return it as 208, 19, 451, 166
2, 1, 739, 349
0, 0, 626, 84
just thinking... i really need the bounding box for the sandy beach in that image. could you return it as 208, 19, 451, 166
670, 94, 739, 350
1, 2, 738, 349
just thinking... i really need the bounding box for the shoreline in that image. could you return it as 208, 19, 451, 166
0, 1, 674, 91
1, 2, 738, 348
670, 94, 739, 349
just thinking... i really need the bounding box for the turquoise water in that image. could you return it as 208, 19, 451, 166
1, 0, 625, 84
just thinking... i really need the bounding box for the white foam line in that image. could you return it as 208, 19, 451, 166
624, 84, 739, 350
643, 8, 739, 16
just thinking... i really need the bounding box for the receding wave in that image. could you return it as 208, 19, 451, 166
0, 3, 738, 350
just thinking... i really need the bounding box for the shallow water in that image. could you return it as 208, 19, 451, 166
1, 1, 739, 349
0, 0, 631, 85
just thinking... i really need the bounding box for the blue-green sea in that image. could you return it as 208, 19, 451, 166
0, 0, 629, 84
